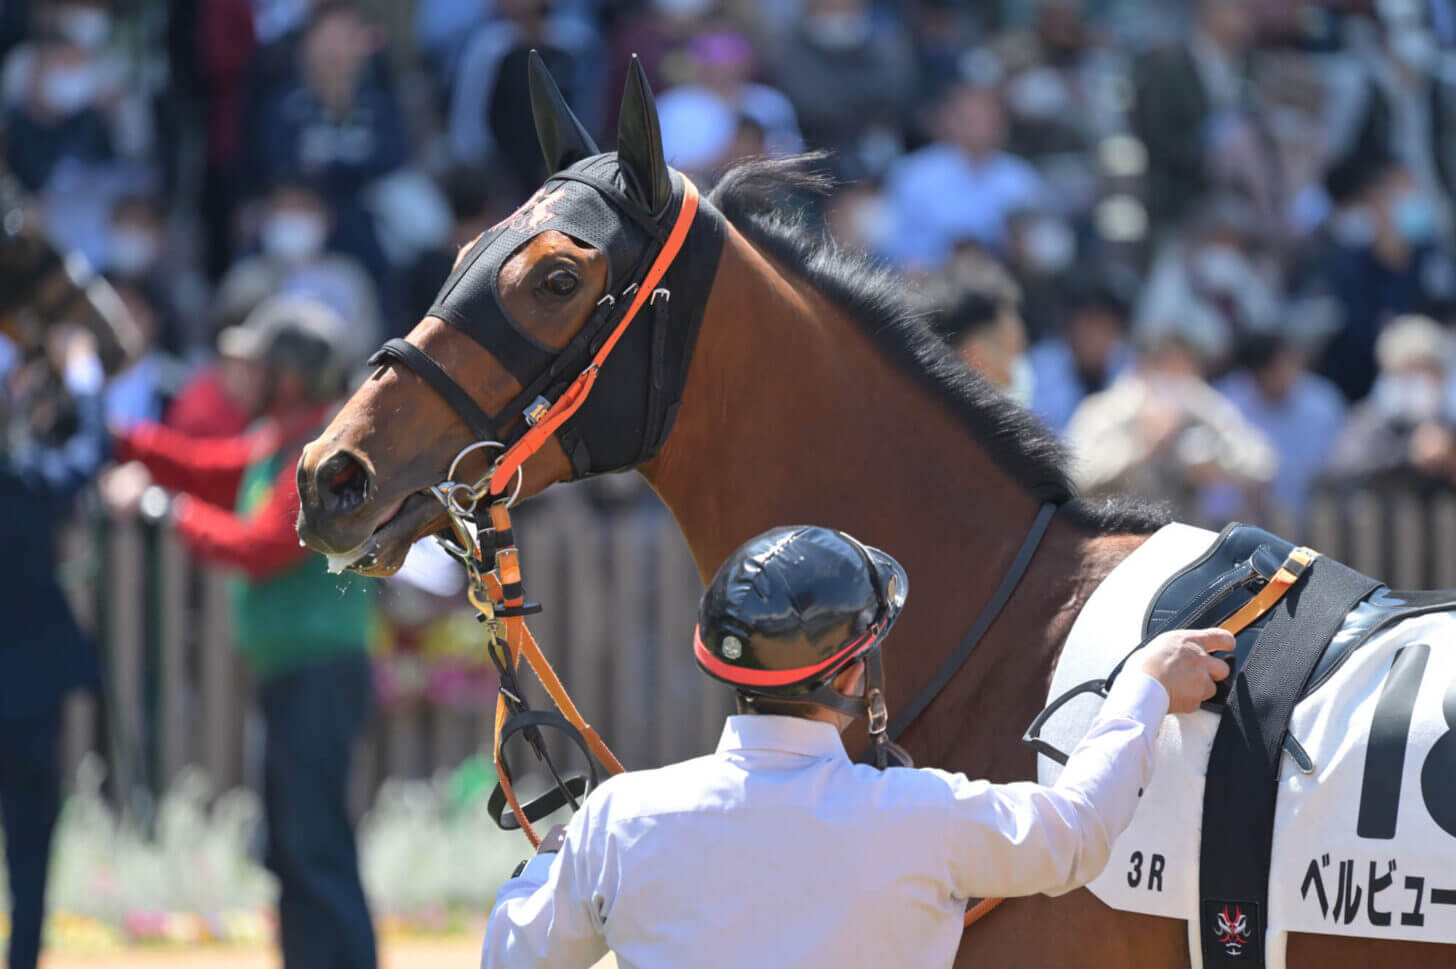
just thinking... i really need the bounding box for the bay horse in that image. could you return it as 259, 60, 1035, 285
295, 57, 1450, 967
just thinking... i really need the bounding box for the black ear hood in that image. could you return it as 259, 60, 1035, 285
616, 55, 672, 215
528, 49, 598, 173
424, 149, 725, 479
563, 166, 724, 476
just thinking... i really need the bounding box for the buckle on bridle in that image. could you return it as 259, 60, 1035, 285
867, 689, 889, 736
523, 396, 551, 427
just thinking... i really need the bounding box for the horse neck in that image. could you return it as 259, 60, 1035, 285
644, 221, 1143, 775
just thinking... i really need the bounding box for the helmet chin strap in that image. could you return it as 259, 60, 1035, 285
739, 645, 914, 770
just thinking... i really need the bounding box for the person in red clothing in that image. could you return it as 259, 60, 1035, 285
106, 294, 347, 571
103, 295, 379, 969
162, 356, 257, 439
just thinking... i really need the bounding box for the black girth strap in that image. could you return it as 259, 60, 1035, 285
1198, 556, 1379, 968
887, 502, 1058, 741
370, 339, 499, 442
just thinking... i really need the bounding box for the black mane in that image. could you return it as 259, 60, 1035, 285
707, 155, 1169, 535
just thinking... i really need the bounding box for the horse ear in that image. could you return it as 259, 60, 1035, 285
616, 55, 671, 214
528, 49, 598, 173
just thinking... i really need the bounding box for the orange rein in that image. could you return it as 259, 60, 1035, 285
960, 546, 1319, 933
474, 501, 625, 846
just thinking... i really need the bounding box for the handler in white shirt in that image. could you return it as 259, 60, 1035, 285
483, 525, 1230, 969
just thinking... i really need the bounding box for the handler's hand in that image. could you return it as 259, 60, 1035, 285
1137, 628, 1233, 714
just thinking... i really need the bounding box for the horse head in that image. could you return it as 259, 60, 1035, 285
297, 54, 719, 574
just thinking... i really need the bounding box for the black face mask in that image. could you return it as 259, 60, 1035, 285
413, 154, 725, 478
368, 52, 726, 483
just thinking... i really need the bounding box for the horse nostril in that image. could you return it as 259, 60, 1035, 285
316, 451, 371, 513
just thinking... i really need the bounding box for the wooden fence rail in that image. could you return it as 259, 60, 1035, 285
56, 484, 1456, 806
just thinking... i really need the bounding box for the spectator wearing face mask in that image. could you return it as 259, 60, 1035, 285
1326, 313, 1456, 491
3, 1, 157, 176
1136, 194, 1283, 361
3, 34, 113, 192
243, 0, 408, 288
883, 81, 1046, 268
1313, 150, 1454, 402
1066, 324, 1277, 516
104, 194, 201, 355
770, 0, 917, 164
1028, 279, 1133, 432
1208, 334, 1346, 523
218, 178, 381, 367
922, 250, 1033, 404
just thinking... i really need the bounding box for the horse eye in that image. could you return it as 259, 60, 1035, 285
543, 267, 579, 297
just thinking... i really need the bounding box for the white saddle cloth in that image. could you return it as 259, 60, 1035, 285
1037, 523, 1456, 969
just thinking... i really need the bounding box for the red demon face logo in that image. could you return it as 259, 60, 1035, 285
1215, 905, 1251, 956
506, 187, 566, 233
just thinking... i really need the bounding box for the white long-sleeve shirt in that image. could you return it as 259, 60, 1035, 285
482, 670, 1170, 969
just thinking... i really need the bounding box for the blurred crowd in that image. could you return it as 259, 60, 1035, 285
8, 0, 1456, 964
5, 0, 1456, 532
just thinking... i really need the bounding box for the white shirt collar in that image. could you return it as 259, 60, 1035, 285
716, 714, 849, 761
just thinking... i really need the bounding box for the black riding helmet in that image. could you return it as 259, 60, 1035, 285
694, 525, 912, 768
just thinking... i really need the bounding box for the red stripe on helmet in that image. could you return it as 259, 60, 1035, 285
693, 623, 877, 688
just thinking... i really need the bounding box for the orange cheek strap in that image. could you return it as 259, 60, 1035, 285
488, 176, 701, 493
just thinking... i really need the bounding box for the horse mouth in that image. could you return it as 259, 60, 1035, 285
325, 492, 443, 577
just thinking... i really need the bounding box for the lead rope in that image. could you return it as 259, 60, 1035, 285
457, 498, 626, 847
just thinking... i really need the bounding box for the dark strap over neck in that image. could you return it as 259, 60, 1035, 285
887, 502, 1058, 741
370, 338, 499, 443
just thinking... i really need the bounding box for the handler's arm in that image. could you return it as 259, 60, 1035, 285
482, 812, 610, 969
943, 669, 1169, 899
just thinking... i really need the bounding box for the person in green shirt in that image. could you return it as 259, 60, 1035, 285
106, 295, 378, 969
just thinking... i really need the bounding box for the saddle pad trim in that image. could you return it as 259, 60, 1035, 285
1199, 556, 1379, 968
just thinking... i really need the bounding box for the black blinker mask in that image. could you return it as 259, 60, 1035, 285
372, 154, 723, 480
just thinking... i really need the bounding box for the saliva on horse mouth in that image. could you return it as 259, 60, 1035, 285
322, 494, 450, 574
